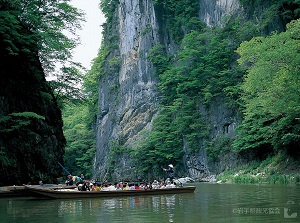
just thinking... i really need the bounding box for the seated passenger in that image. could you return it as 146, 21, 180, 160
134, 183, 140, 190
166, 181, 176, 188
123, 183, 130, 190
115, 183, 122, 190
77, 183, 83, 191
152, 180, 159, 189
90, 183, 96, 191
159, 182, 166, 189
140, 182, 151, 190
95, 183, 102, 191
129, 183, 135, 190
81, 181, 90, 191
139, 182, 146, 190
107, 183, 116, 191
102, 184, 109, 191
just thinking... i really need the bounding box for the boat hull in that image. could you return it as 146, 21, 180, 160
0, 185, 76, 198
0, 186, 26, 197
25, 186, 196, 199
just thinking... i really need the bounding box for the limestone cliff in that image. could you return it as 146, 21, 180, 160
200, 0, 240, 27
94, 0, 160, 180
94, 0, 242, 181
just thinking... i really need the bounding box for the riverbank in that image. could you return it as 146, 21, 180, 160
215, 153, 300, 184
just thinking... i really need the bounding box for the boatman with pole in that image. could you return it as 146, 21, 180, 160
163, 164, 175, 182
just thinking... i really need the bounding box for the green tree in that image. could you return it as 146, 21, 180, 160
49, 63, 86, 108
100, 0, 119, 23
22, 0, 85, 75
1, 0, 85, 73
154, 0, 203, 43
0, 0, 86, 105
234, 19, 300, 155
63, 104, 95, 178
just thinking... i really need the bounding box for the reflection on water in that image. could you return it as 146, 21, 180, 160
1, 184, 300, 223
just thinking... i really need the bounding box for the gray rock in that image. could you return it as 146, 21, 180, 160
93, 0, 242, 181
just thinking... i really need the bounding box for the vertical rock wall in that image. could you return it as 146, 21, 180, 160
94, 0, 241, 181
200, 0, 240, 27
180, 0, 241, 181
94, 0, 160, 180
184, 98, 241, 181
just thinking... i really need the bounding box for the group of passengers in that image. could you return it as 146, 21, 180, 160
78, 180, 177, 191
65, 164, 177, 192
66, 176, 177, 191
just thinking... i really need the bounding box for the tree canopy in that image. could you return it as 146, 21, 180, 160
0, 0, 86, 106
62, 104, 95, 178
234, 19, 300, 156
1, 0, 85, 73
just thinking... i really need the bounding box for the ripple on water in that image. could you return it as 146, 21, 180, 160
1, 184, 300, 223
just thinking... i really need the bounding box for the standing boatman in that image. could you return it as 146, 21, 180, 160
163, 164, 175, 182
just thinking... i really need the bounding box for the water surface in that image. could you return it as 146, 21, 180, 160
1, 183, 299, 222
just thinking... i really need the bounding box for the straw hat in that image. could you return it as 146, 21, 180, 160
168, 164, 174, 168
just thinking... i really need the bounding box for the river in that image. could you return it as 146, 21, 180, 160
1, 183, 299, 223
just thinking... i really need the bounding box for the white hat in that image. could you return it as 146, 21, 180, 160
168, 164, 174, 168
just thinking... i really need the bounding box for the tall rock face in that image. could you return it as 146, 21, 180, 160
182, 0, 242, 181
94, 0, 241, 181
0, 23, 65, 185
200, 0, 240, 27
184, 98, 241, 181
94, 0, 160, 180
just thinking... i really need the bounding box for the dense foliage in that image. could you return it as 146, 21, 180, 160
0, 0, 85, 107
0, 0, 84, 184
154, 0, 203, 42
100, 0, 118, 23
234, 19, 300, 156
0, 0, 84, 73
138, 20, 255, 171
62, 104, 95, 178
130, 0, 300, 175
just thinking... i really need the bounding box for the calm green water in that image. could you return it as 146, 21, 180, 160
1, 183, 299, 223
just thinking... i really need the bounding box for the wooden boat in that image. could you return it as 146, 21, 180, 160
0, 185, 76, 197
0, 186, 26, 197
25, 186, 196, 199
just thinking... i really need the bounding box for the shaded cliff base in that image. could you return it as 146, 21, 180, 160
215, 153, 300, 184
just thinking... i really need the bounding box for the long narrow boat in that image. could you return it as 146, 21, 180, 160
25, 186, 196, 199
0, 185, 76, 197
0, 186, 26, 197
